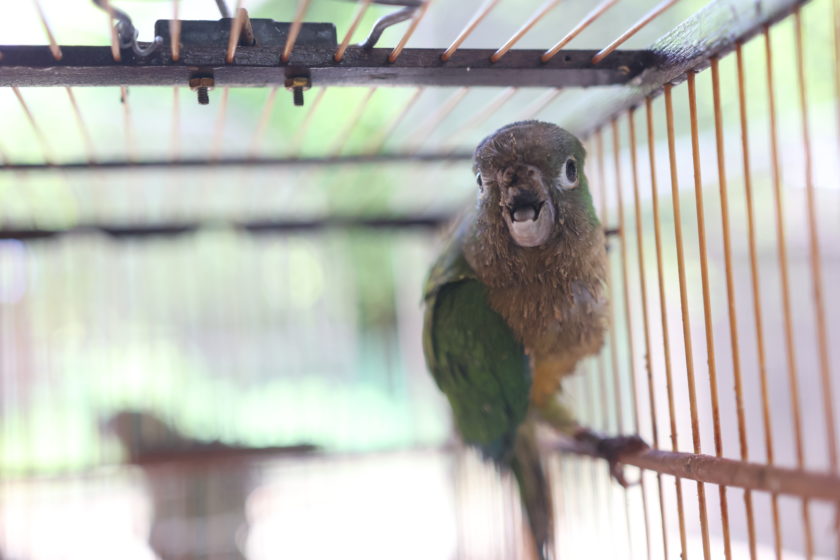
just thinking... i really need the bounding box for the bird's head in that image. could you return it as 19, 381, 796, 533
473, 121, 589, 248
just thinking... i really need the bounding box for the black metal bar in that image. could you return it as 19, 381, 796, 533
0, 44, 654, 88
0, 152, 473, 172
0, 220, 621, 241
560, 0, 810, 137
0, 215, 453, 241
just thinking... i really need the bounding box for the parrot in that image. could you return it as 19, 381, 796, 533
422, 121, 647, 560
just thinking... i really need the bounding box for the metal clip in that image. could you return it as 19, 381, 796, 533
357, 0, 421, 49
92, 0, 163, 58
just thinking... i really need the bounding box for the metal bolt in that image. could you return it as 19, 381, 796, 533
292, 88, 304, 106
189, 76, 215, 105
284, 76, 311, 107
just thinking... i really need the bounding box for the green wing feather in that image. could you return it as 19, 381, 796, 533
422, 224, 531, 461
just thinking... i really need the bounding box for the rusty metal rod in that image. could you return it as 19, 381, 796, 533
541, 0, 619, 62
646, 94, 687, 559
225, 2, 246, 63
611, 117, 652, 559
364, 86, 424, 154
335, 0, 373, 62
735, 42, 782, 559
687, 71, 728, 560
170, 0, 182, 61
711, 55, 756, 560
33, 0, 62, 60
440, 0, 500, 61
281, 0, 312, 62
555, 442, 840, 503
12, 86, 54, 165
65, 87, 95, 164
329, 86, 378, 156
490, 0, 563, 63
248, 86, 280, 158
627, 107, 669, 560
764, 24, 814, 557
597, 124, 635, 556
388, 0, 431, 63
591, 0, 680, 64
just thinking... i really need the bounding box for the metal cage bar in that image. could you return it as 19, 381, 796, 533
610, 117, 653, 559
686, 71, 730, 559
627, 107, 669, 560
764, 24, 814, 556
710, 55, 756, 560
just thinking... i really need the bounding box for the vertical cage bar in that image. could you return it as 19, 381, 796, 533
65, 87, 96, 164
490, 0, 563, 63
248, 86, 280, 158
611, 117, 652, 560
364, 87, 424, 154
440, 0, 500, 61
794, 5, 838, 478
735, 42, 782, 560
281, 0, 312, 62
33, 0, 62, 60
591, 0, 680, 64
443, 87, 518, 149
334, 0, 373, 62
290, 87, 328, 157
171, 87, 181, 160
835, 0, 840, 153
12, 86, 54, 165
541, 0, 619, 62
602, 131, 623, 436
100, 0, 122, 62
594, 130, 616, 435
794, 9, 840, 554
225, 1, 246, 64
646, 94, 688, 560
664, 83, 711, 560
329, 87, 378, 156
710, 55, 756, 560
763, 25, 814, 558
171, 0, 182, 61
628, 107, 669, 560
601, 120, 633, 558
120, 86, 135, 162
210, 87, 231, 161
388, 0, 432, 63
406, 87, 469, 153
516, 89, 563, 122
686, 71, 730, 559
594, 127, 633, 556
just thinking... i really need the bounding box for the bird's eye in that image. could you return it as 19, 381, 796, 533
476, 173, 483, 190
558, 157, 578, 189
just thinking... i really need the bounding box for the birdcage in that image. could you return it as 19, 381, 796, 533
1, 0, 838, 558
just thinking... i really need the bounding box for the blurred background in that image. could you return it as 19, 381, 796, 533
1, 0, 839, 558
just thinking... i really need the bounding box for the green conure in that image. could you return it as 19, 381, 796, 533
422, 121, 646, 560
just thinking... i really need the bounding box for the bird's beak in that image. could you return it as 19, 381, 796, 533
499, 165, 555, 247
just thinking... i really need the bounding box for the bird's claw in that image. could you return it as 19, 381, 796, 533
574, 429, 649, 487
598, 435, 648, 487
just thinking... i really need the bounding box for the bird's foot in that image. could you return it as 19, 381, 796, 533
573, 428, 649, 487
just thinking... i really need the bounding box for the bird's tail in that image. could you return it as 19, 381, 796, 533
511, 420, 554, 560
